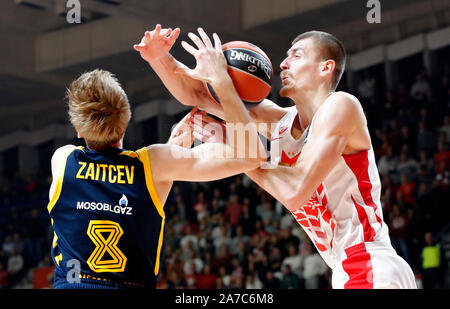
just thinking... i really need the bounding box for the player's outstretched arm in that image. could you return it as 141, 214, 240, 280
134, 24, 286, 139
147, 29, 267, 183
134, 24, 225, 118
148, 112, 266, 183
247, 92, 368, 211
191, 113, 302, 207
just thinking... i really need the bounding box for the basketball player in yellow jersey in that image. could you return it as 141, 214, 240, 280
135, 25, 416, 289
49, 29, 266, 288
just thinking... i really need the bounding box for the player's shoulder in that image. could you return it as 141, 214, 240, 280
144, 144, 179, 164
50, 145, 81, 175
327, 91, 361, 108
320, 91, 364, 118
315, 92, 366, 131
51, 144, 80, 161
53, 144, 78, 153
145, 143, 169, 155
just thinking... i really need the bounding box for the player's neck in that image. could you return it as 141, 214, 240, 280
292, 86, 333, 127
86, 140, 123, 151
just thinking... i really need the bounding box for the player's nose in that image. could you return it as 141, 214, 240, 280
280, 57, 289, 70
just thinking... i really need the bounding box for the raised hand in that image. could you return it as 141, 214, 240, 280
176, 28, 228, 87
134, 24, 180, 62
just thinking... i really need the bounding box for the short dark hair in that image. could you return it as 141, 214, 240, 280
293, 31, 346, 91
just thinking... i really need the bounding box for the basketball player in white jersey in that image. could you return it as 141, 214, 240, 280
134, 25, 417, 289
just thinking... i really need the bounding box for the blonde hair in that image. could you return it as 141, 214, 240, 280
66, 69, 131, 151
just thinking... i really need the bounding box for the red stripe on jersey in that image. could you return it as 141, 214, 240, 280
351, 195, 376, 242
292, 211, 310, 227
342, 243, 373, 289
321, 194, 328, 207
304, 205, 319, 217
343, 151, 383, 231
315, 242, 327, 252
309, 219, 321, 228
322, 207, 331, 223
292, 211, 306, 221
317, 184, 324, 195
298, 219, 310, 227
315, 231, 327, 239
330, 221, 336, 248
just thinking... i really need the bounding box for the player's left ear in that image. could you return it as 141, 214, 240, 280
319, 59, 335, 78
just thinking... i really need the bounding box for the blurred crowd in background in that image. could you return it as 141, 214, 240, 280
0, 59, 449, 289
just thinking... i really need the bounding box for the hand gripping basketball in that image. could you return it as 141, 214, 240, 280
176, 28, 229, 87
204, 41, 273, 106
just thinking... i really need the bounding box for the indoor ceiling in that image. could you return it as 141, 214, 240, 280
0, 0, 448, 110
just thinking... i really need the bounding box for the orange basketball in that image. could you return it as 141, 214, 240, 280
203, 41, 273, 106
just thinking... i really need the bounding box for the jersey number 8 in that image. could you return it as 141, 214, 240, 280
86, 220, 127, 273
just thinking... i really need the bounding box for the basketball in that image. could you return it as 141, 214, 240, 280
203, 41, 273, 106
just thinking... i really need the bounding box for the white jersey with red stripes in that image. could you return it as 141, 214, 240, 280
269, 106, 391, 269
269, 106, 417, 288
